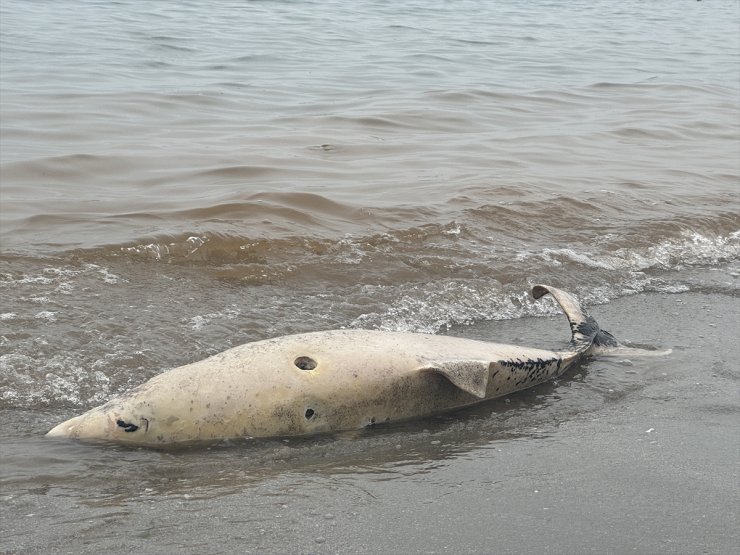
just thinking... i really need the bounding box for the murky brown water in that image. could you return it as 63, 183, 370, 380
1, 0, 739, 553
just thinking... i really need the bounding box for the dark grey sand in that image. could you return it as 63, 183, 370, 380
2, 282, 738, 555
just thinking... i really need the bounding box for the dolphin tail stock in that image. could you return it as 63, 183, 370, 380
532, 284, 618, 356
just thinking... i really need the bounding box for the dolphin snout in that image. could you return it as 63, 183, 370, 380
46, 414, 86, 438
46, 410, 113, 440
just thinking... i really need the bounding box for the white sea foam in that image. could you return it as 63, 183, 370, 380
34, 311, 58, 322
84, 263, 124, 284
513, 231, 739, 274
189, 309, 241, 331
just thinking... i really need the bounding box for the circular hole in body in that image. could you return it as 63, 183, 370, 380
295, 356, 317, 370
305, 408, 315, 419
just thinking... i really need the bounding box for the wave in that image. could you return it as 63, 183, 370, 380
44, 200, 735, 274
3, 214, 737, 301
1, 226, 737, 411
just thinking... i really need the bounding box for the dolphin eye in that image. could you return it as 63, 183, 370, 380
294, 356, 317, 370
116, 419, 139, 432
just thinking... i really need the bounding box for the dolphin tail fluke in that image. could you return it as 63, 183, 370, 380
532, 284, 618, 355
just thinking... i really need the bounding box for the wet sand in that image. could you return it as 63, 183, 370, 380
2, 274, 738, 554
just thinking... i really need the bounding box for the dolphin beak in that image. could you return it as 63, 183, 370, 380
46, 410, 112, 440
46, 414, 87, 438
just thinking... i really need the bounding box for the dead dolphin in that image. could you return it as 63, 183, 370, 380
46, 285, 617, 446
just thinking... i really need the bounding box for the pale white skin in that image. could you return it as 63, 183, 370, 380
46, 285, 604, 446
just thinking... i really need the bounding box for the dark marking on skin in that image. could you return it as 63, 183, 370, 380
498, 357, 559, 373
594, 328, 619, 347
305, 408, 315, 419
566, 314, 619, 351
575, 317, 599, 339
116, 419, 139, 432
497, 356, 562, 389
295, 356, 317, 370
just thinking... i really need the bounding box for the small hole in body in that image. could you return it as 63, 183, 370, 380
305, 408, 315, 419
295, 356, 317, 370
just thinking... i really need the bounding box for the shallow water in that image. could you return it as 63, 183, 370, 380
1, 0, 739, 553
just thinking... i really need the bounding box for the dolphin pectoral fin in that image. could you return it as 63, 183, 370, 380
419, 360, 491, 399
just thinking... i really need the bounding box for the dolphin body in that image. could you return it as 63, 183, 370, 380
46, 285, 617, 446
